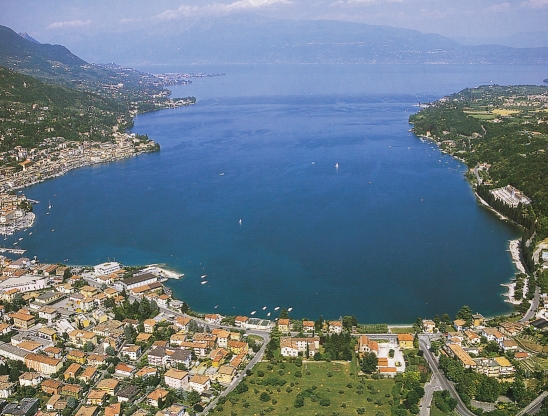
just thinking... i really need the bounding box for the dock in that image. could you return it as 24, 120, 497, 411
0, 248, 26, 254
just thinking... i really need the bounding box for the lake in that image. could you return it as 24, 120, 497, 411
21, 64, 547, 323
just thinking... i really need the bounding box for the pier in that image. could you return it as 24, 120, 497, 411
0, 248, 26, 254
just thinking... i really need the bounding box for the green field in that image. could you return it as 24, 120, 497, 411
214, 360, 397, 415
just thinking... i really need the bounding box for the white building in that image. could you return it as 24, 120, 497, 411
164, 369, 189, 390
0, 275, 48, 294
94, 262, 121, 276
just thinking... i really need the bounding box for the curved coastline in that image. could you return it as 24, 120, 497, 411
413, 133, 529, 313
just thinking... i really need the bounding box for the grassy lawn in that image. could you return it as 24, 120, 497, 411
389, 326, 413, 334
214, 360, 397, 415
430, 404, 446, 416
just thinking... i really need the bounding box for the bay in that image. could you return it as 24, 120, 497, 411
20, 64, 546, 323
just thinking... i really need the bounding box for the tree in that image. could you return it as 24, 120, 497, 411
456, 305, 473, 327
259, 392, 271, 402
342, 316, 357, 331
181, 302, 190, 314
360, 352, 378, 374
105, 346, 116, 356
279, 308, 289, 319
124, 324, 137, 344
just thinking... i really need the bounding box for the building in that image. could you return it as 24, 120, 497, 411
189, 374, 210, 394
41, 379, 63, 395
120, 273, 157, 291
328, 321, 343, 334
2, 398, 40, 416
25, 353, 63, 376
234, 316, 248, 328
10, 312, 35, 330
216, 365, 236, 384
147, 388, 169, 407
396, 333, 413, 349
95, 378, 119, 395
0, 275, 48, 294
117, 385, 139, 403
121, 344, 141, 360
93, 262, 121, 276
164, 369, 189, 390
446, 344, 477, 369
18, 372, 42, 387
356, 335, 379, 356
278, 319, 290, 333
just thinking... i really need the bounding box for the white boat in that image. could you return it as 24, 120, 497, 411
48, 200, 52, 209
51, 229, 54, 232
287, 307, 293, 312
267, 312, 271, 317
214, 305, 218, 309
239, 219, 242, 224
250, 311, 256, 315
13, 242, 17, 245
18, 238, 23, 241
201, 280, 208, 285
262, 306, 267, 310
274, 306, 280, 310
335, 163, 339, 168
201, 274, 207, 278
28, 232, 32, 235
46, 212, 49, 215
219, 172, 225, 176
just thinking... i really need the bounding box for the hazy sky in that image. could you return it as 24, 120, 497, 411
1, 0, 547, 41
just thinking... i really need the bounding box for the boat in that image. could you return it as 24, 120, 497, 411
13, 242, 17, 245
288, 307, 293, 312
274, 306, 280, 311
250, 311, 256, 315
18, 238, 23, 241
51, 229, 54, 232
219, 172, 225, 176
28, 232, 32, 235
335, 163, 339, 168
48, 200, 52, 210
46, 212, 49, 215
201, 274, 207, 278
262, 306, 267, 310
214, 305, 218, 309
239, 219, 242, 224
267, 312, 271, 317
201, 280, 208, 285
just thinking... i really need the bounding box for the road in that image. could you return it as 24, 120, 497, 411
516, 391, 548, 416
418, 337, 475, 416
521, 285, 540, 323
473, 166, 482, 185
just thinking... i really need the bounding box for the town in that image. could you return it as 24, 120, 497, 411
0, 248, 545, 416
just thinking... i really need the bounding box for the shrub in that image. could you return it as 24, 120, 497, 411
320, 398, 331, 407
257, 370, 265, 377
259, 392, 271, 402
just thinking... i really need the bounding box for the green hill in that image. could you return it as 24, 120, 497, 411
0, 65, 128, 155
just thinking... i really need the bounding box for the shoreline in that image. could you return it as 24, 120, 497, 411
416, 132, 530, 311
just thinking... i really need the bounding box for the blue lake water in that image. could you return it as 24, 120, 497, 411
19, 64, 547, 323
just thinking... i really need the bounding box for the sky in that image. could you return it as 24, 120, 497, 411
0, 0, 547, 42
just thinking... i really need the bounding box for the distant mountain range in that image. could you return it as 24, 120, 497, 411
452, 31, 548, 49
42, 15, 548, 66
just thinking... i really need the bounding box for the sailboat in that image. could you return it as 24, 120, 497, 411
335, 163, 339, 169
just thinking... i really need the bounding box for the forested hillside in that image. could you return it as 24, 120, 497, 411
0, 66, 129, 154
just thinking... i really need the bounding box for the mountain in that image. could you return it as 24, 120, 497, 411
452, 31, 548, 48
0, 25, 164, 100
49, 15, 548, 66
17, 32, 40, 44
